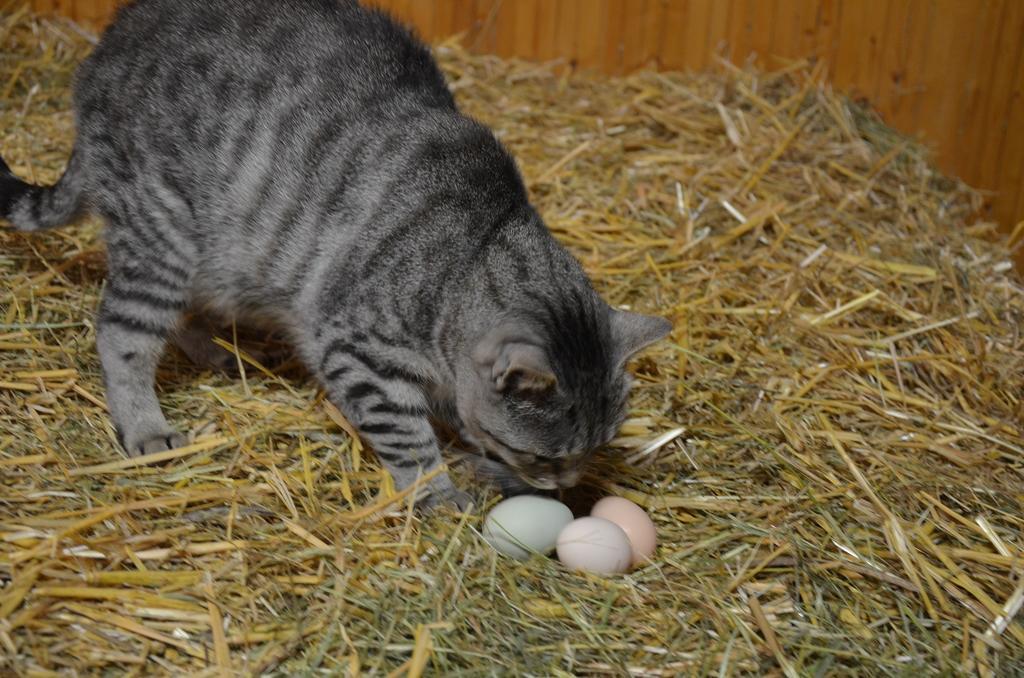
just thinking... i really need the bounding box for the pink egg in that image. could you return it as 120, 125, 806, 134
590, 496, 657, 566
556, 517, 633, 574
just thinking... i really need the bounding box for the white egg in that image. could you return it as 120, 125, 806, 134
556, 517, 633, 574
483, 495, 574, 560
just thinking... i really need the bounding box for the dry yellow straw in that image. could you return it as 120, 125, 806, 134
2, 6, 1023, 674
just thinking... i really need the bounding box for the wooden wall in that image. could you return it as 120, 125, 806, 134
28, 0, 1024, 240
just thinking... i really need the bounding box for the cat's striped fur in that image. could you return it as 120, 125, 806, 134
0, 0, 670, 509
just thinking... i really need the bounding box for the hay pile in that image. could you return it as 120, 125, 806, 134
3, 7, 1024, 676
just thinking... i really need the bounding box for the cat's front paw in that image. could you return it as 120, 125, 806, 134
121, 430, 189, 457
417, 479, 474, 514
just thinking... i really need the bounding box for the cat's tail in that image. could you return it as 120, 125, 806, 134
0, 150, 86, 231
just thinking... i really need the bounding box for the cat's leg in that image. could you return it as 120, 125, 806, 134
97, 244, 191, 456
320, 355, 471, 511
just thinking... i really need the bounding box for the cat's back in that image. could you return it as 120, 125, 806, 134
76, 0, 454, 126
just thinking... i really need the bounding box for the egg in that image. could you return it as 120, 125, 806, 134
590, 496, 657, 566
555, 517, 633, 574
483, 495, 574, 560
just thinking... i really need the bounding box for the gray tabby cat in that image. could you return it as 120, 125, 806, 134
0, 0, 670, 509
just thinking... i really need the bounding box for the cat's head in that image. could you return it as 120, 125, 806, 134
456, 300, 671, 491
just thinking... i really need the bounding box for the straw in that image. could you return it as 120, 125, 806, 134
2, 6, 1024, 675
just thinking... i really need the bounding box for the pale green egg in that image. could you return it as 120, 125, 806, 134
483, 495, 574, 560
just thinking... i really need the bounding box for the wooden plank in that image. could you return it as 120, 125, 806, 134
768, 0, 802, 64
616, 0, 642, 73
513, 0, 540, 60
905, 0, 938, 134
534, 0, 560, 62
408, 0, 437, 41
746, 0, 778, 67
428, 0, 452, 38
659, 0, 689, 71
991, 5, 1024, 230
968, 0, 1022, 195
910, 0, 976, 169
872, 0, 909, 113
681, 0, 714, 71
707, 0, 733, 65
725, 0, 751, 65
24, 0, 1024, 236
797, 0, 838, 64
642, 0, 667, 70
576, 0, 607, 70
492, 0, 517, 57
449, 0, 478, 41
951, 0, 1004, 159
78, 0, 101, 25
465, 0, 491, 52
879, 0, 929, 134
829, 0, 862, 86
857, 0, 886, 106
56, 0, 74, 23
554, 0, 581, 66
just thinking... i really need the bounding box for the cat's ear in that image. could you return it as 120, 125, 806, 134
610, 309, 672, 364
493, 344, 557, 396
473, 327, 557, 398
